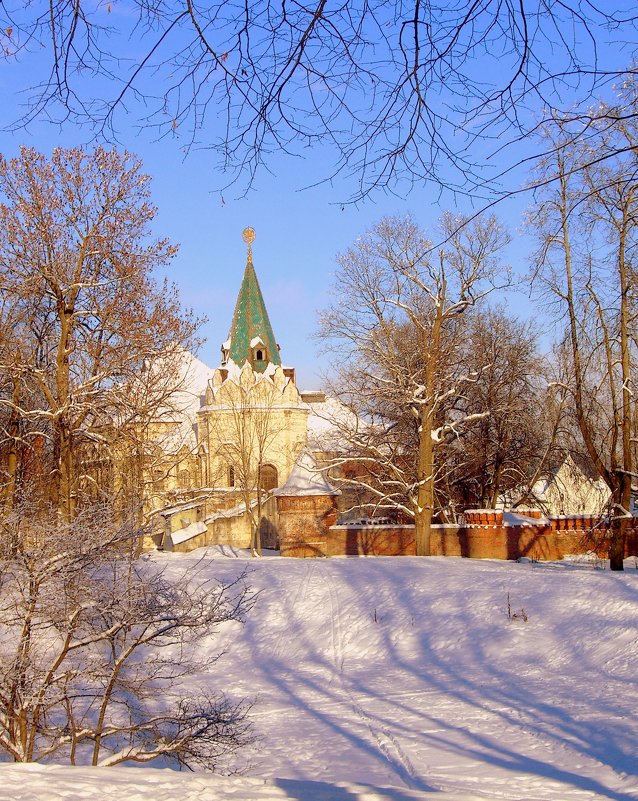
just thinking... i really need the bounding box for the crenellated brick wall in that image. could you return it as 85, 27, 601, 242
280, 503, 638, 559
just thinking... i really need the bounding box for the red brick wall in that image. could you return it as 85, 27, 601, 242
277, 494, 338, 557
277, 496, 638, 560
430, 525, 464, 557
324, 514, 638, 560
326, 525, 416, 556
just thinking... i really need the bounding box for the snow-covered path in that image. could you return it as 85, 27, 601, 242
2, 554, 638, 800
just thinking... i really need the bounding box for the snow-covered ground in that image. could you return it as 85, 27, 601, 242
3, 552, 638, 801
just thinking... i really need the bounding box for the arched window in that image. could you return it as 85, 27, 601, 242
228, 466, 236, 487
260, 464, 278, 491
255, 349, 264, 361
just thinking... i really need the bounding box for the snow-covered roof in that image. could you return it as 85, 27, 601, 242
306, 396, 361, 451
205, 497, 259, 523
169, 520, 207, 545
150, 348, 215, 451
274, 451, 340, 497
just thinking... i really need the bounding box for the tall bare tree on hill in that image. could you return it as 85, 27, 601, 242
318, 213, 510, 555
530, 94, 638, 570
443, 308, 548, 513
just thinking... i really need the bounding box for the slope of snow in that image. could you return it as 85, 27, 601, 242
273, 451, 340, 496
0, 764, 485, 801
3, 555, 638, 801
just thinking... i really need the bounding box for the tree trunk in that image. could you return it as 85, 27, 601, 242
612, 206, 633, 571
414, 292, 443, 556
609, 475, 630, 571
54, 303, 75, 520
57, 421, 74, 521
415, 422, 433, 556
3, 381, 21, 511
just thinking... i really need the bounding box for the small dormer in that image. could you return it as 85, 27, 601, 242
250, 336, 268, 367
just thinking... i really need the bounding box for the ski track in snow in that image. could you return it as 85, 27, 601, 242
268, 559, 316, 663
322, 565, 422, 792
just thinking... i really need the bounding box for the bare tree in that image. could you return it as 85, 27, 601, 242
1, 3, 637, 202
318, 214, 510, 554
529, 105, 638, 570
443, 307, 549, 512
0, 146, 201, 519
0, 502, 252, 767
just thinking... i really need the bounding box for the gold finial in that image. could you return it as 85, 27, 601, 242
242, 227, 255, 260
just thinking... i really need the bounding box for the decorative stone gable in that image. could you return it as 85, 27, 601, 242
198, 359, 309, 495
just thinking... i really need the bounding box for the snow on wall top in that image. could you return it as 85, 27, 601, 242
169, 520, 207, 545
503, 511, 550, 527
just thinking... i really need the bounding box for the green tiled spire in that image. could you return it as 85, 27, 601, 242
224, 232, 281, 373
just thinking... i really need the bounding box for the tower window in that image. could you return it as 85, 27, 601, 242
259, 464, 278, 491
228, 466, 235, 487
255, 349, 264, 361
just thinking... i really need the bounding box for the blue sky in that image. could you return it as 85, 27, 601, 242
0, 7, 633, 387
0, 117, 538, 388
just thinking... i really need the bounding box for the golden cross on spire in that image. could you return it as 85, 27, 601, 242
242, 227, 256, 260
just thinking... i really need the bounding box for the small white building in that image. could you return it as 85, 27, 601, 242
530, 454, 611, 516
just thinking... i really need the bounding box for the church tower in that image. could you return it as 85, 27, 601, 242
155, 228, 340, 554
197, 229, 308, 494
221, 227, 282, 374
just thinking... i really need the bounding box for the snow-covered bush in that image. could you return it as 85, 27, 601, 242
0, 504, 252, 768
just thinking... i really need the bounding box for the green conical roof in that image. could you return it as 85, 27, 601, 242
225, 256, 281, 373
